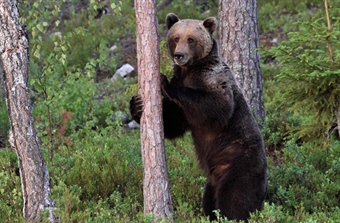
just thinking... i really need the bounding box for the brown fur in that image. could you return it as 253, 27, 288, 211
130, 13, 268, 221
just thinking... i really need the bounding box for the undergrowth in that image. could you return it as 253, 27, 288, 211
0, 0, 339, 222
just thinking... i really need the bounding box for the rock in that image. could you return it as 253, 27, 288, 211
111, 63, 134, 81
127, 120, 139, 129
109, 45, 117, 52
50, 31, 62, 36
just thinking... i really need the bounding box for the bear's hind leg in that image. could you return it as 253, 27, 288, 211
216, 176, 251, 221
215, 174, 263, 221
202, 182, 217, 221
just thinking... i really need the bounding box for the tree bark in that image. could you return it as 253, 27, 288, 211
0, 1, 55, 222
337, 106, 340, 139
218, 0, 265, 128
134, 0, 174, 220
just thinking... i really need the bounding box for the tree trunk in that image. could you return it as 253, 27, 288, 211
0, 1, 55, 222
134, 0, 174, 220
337, 106, 340, 139
218, 0, 265, 128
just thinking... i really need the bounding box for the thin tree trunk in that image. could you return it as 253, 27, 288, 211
218, 0, 265, 128
0, 1, 55, 222
337, 106, 340, 139
134, 0, 174, 220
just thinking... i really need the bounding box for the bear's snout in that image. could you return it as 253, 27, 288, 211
174, 52, 184, 60
173, 51, 191, 66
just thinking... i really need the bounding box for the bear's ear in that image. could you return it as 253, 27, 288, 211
203, 17, 217, 35
166, 13, 180, 30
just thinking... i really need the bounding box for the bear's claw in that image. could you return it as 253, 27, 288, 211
130, 94, 143, 124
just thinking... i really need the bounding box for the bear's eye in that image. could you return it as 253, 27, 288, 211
174, 37, 180, 43
187, 38, 195, 44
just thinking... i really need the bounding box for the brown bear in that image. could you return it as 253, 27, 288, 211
130, 13, 268, 221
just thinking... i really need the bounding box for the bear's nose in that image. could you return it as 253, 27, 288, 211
174, 52, 184, 60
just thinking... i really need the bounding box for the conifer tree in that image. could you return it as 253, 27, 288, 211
134, 0, 174, 220
267, 0, 340, 139
218, 0, 265, 128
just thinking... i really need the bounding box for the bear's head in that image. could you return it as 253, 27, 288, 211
166, 13, 217, 67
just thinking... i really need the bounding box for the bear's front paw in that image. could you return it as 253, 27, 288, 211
160, 74, 171, 99
160, 74, 169, 88
130, 94, 144, 124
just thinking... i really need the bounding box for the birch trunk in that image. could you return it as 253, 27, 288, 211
0, 1, 55, 222
134, 0, 174, 220
218, 0, 265, 128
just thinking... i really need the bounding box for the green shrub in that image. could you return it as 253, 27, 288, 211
0, 98, 10, 143
261, 63, 294, 149
18, 0, 137, 160
165, 135, 205, 215
47, 125, 205, 222
0, 150, 23, 223
258, 0, 323, 33
268, 140, 340, 217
